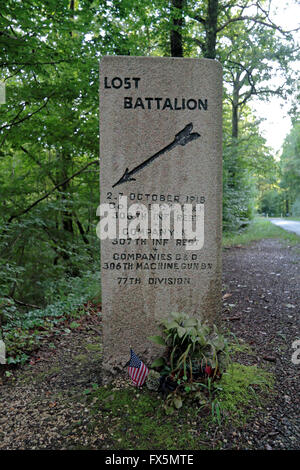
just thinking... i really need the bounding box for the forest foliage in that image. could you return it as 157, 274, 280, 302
0, 1, 299, 359
258, 120, 300, 217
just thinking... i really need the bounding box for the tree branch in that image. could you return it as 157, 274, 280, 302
0, 94, 55, 132
0, 59, 71, 67
76, 218, 90, 245
217, 15, 295, 35
191, 14, 206, 25
20, 146, 57, 185
4, 296, 42, 310
7, 159, 99, 223
189, 36, 205, 51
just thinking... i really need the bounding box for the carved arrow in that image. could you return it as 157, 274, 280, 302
112, 122, 200, 188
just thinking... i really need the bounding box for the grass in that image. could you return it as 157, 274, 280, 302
85, 343, 102, 352
84, 358, 274, 450
228, 339, 255, 356
282, 215, 300, 221
217, 363, 274, 425
223, 216, 300, 248
86, 385, 205, 450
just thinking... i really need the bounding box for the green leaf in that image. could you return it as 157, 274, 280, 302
163, 320, 178, 330
183, 318, 197, 327
151, 357, 165, 368
177, 326, 186, 338
164, 406, 175, 415
148, 335, 166, 346
173, 397, 183, 409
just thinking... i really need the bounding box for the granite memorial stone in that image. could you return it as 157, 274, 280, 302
99, 56, 222, 375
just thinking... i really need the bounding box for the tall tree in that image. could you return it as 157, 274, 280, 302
280, 120, 300, 215
0, 0, 100, 300
222, 21, 297, 139
188, 0, 298, 60
170, 0, 185, 57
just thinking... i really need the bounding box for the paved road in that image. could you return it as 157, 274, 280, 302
270, 218, 300, 236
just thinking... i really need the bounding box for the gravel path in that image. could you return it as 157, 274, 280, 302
0, 238, 299, 449
0, 308, 106, 450
220, 238, 300, 449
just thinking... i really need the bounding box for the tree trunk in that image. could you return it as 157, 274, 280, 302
231, 75, 241, 139
229, 77, 240, 187
170, 0, 184, 57
232, 103, 239, 139
204, 0, 218, 59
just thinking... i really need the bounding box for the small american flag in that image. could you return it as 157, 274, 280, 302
128, 349, 149, 387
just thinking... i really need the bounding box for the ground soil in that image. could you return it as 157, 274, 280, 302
0, 238, 299, 450
219, 238, 299, 450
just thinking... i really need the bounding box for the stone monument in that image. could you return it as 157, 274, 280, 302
99, 56, 222, 375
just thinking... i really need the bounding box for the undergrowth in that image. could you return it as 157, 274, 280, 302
0, 270, 101, 365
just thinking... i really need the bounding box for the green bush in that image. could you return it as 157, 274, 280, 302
1, 270, 101, 364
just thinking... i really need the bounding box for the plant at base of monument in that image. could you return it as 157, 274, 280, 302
150, 312, 230, 380
149, 312, 231, 414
